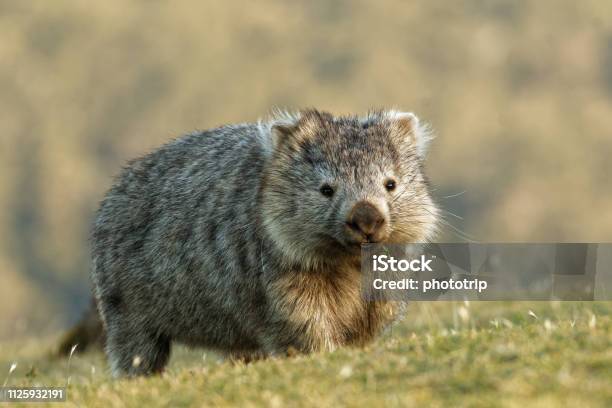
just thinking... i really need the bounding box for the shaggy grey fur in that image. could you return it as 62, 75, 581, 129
91, 109, 438, 377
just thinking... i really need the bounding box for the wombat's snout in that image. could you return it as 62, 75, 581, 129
345, 201, 387, 243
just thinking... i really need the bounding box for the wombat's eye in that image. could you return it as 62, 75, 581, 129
384, 179, 396, 192
319, 184, 334, 197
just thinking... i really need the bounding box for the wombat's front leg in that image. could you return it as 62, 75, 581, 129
104, 322, 171, 377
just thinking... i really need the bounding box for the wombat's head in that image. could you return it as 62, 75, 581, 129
260, 109, 438, 267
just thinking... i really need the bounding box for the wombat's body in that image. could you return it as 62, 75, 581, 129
91, 109, 438, 376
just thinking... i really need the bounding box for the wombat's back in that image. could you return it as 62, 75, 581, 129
91, 124, 272, 370
93, 123, 267, 271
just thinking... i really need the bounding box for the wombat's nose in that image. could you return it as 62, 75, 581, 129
346, 201, 386, 242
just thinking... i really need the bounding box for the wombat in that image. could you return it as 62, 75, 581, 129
90, 109, 439, 377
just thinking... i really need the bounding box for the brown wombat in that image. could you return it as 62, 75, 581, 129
71, 109, 439, 376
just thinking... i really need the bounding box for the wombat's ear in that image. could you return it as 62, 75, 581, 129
264, 109, 303, 151
270, 123, 298, 150
387, 111, 432, 158
267, 109, 330, 151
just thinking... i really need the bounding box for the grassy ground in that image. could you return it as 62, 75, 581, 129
1, 302, 610, 407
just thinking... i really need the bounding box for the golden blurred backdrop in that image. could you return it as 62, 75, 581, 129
1, 0, 612, 339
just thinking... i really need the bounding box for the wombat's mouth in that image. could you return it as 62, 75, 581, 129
343, 234, 387, 247
339, 238, 376, 255
313, 233, 387, 261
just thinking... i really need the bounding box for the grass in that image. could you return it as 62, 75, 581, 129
1, 302, 610, 407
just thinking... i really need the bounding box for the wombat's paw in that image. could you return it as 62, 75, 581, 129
105, 327, 171, 378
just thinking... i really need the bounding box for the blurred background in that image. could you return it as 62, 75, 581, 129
1, 0, 612, 340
